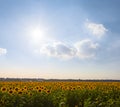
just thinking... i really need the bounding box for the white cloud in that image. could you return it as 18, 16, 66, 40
0, 48, 7, 56
86, 21, 108, 38
38, 39, 99, 60
40, 42, 76, 60
74, 39, 99, 59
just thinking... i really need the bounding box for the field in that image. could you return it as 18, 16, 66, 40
0, 81, 120, 107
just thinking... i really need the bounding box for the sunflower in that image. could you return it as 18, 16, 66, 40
18, 91, 22, 95
9, 90, 13, 94
14, 87, 19, 92
1, 87, 7, 92
46, 90, 50, 94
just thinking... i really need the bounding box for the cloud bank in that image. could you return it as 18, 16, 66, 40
40, 42, 76, 60
39, 39, 99, 60
35, 20, 107, 60
75, 39, 99, 58
0, 48, 7, 56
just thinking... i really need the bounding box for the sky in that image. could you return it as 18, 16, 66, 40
0, 0, 120, 79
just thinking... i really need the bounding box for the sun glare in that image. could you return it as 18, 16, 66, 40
27, 26, 47, 45
32, 27, 44, 41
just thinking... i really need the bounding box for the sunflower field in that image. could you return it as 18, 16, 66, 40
0, 81, 120, 107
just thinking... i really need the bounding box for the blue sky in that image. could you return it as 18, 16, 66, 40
0, 0, 120, 79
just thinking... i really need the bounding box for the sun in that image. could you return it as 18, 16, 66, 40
26, 24, 50, 46
27, 25, 47, 45
31, 27, 45, 42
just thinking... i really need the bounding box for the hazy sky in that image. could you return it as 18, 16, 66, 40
0, 0, 120, 79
